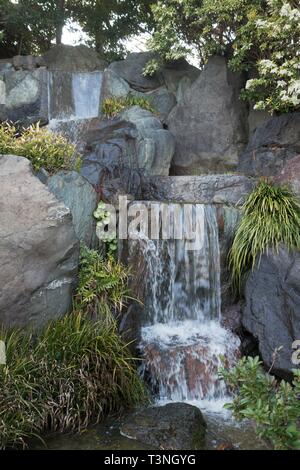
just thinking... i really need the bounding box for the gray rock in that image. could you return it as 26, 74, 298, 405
120, 106, 175, 175
242, 247, 300, 379
120, 403, 207, 450
0, 155, 79, 329
109, 52, 163, 92
248, 107, 269, 135
100, 68, 130, 101
239, 112, 300, 177
273, 154, 300, 198
141, 175, 256, 206
79, 107, 174, 198
78, 118, 143, 204
0, 60, 13, 73
48, 171, 98, 248
12, 55, 45, 71
161, 58, 200, 95
131, 86, 176, 122
0, 68, 48, 126
44, 44, 106, 72
167, 56, 248, 174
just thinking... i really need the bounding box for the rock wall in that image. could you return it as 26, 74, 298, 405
0, 155, 79, 328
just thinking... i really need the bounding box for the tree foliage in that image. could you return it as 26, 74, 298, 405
0, 0, 155, 59
147, 0, 300, 113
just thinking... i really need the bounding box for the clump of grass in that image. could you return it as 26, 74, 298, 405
102, 95, 156, 118
0, 121, 80, 174
0, 246, 147, 449
229, 180, 300, 293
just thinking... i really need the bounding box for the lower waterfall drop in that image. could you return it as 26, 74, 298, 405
139, 203, 240, 412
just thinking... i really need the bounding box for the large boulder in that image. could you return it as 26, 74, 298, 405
79, 117, 142, 203
120, 403, 207, 450
44, 44, 106, 72
108, 52, 163, 92
242, 247, 300, 379
48, 171, 98, 248
108, 52, 200, 95
0, 155, 79, 328
0, 68, 48, 125
120, 106, 175, 175
79, 108, 175, 201
167, 56, 248, 174
238, 112, 300, 177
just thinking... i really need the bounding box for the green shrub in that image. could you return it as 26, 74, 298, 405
102, 95, 156, 118
0, 246, 146, 449
0, 121, 80, 174
229, 180, 300, 293
76, 245, 130, 316
220, 356, 300, 450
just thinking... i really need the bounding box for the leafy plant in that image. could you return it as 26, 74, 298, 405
76, 245, 130, 316
102, 95, 156, 118
0, 245, 146, 449
0, 121, 80, 174
220, 356, 300, 450
94, 201, 118, 255
229, 180, 300, 292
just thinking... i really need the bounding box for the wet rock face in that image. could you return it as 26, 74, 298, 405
168, 56, 248, 175
0, 155, 79, 329
242, 247, 300, 379
238, 112, 300, 177
141, 338, 240, 401
120, 403, 207, 450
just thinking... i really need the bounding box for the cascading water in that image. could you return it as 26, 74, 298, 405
47, 71, 103, 143
139, 203, 240, 412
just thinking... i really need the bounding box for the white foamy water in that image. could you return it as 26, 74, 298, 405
138, 204, 240, 412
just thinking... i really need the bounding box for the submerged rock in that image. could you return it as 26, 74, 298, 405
0, 155, 79, 328
120, 403, 207, 450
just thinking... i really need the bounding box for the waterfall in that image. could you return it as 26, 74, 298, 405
48, 71, 103, 122
138, 203, 240, 412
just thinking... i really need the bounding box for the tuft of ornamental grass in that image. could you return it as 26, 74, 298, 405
229, 180, 300, 293
102, 95, 156, 118
0, 246, 147, 449
0, 121, 80, 174
0, 310, 147, 449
